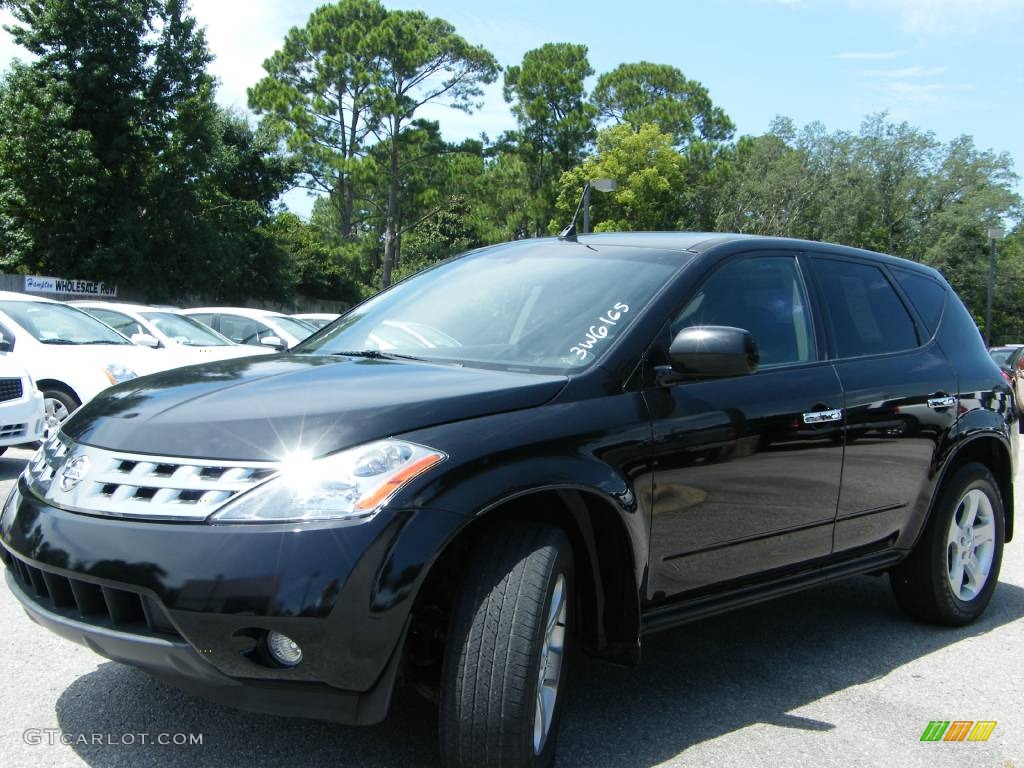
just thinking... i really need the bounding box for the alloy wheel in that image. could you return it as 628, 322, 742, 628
946, 488, 996, 601
533, 573, 567, 755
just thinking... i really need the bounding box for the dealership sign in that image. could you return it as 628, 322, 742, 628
24, 275, 117, 297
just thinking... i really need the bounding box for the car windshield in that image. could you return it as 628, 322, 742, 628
272, 316, 317, 341
297, 243, 683, 372
141, 311, 231, 347
989, 348, 1015, 366
0, 300, 130, 345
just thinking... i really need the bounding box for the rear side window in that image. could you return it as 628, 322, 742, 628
814, 258, 919, 358
891, 267, 946, 336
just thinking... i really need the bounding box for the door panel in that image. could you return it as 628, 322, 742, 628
645, 366, 844, 601
832, 349, 956, 552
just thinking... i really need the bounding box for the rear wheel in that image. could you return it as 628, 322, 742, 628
439, 523, 573, 768
891, 463, 1004, 625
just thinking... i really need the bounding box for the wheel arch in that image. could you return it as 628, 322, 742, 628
927, 434, 1014, 544
35, 379, 82, 406
408, 485, 644, 679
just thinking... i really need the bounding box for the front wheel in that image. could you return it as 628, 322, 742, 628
440, 523, 573, 768
41, 389, 80, 438
891, 463, 1004, 625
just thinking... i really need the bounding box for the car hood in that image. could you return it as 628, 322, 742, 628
43, 343, 167, 375
64, 354, 568, 461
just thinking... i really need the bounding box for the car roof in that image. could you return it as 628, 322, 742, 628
0, 291, 59, 304
523, 232, 944, 280
72, 301, 151, 312
183, 307, 289, 319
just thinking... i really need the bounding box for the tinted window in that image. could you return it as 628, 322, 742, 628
674, 256, 815, 367
891, 267, 946, 336
814, 259, 918, 358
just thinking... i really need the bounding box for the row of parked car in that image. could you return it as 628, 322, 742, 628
0, 290, 339, 451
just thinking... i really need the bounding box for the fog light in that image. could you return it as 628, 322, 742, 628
266, 631, 302, 667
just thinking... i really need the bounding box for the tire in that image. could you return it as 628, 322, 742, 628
891, 462, 1005, 626
41, 388, 80, 437
440, 523, 574, 768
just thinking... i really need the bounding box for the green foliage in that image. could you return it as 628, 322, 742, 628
553, 123, 689, 232
266, 212, 365, 305
592, 61, 734, 147
0, 0, 293, 301
504, 43, 596, 236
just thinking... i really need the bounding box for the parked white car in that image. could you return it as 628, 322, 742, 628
291, 312, 340, 330
0, 292, 166, 433
0, 356, 45, 454
73, 301, 272, 365
182, 307, 316, 350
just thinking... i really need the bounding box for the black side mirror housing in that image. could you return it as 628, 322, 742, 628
666, 325, 759, 379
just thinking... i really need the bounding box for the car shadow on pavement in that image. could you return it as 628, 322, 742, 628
54, 573, 1024, 768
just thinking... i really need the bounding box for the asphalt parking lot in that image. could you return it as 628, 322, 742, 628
1, 443, 1021, 768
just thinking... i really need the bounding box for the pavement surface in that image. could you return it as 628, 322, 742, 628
0, 443, 1021, 768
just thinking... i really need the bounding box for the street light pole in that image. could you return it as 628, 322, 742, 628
986, 227, 1005, 346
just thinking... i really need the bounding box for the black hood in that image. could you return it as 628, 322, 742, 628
65, 355, 567, 461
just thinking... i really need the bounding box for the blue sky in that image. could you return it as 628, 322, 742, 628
2, 0, 1022, 217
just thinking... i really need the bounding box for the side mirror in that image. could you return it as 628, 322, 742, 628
260, 335, 286, 351
130, 332, 160, 348
667, 326, 759, 379
0, 333, 12, 353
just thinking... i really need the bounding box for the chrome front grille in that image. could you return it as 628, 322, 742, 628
27, 434, 280, 521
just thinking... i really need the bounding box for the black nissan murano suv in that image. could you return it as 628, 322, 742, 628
2, 233, 1017, 768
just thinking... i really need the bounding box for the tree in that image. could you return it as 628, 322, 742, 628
591, 62, 734, 147
366, 10, 498, 287
503, 43, 596, 235
552, 123, 690, 232
248, 0, 386, 242
0, 0, 291, 299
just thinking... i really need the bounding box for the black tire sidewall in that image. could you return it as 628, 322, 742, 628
927, 465, 1005, 622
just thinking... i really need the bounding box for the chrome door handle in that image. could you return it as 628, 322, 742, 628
927, 396, 956, 409
803, 408, 843, 424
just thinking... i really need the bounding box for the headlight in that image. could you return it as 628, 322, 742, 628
210, 439, 446, 524
103, 364, 137, 385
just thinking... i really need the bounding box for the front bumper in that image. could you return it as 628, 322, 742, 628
0, 386, 45, 446
1, 480, 465, 723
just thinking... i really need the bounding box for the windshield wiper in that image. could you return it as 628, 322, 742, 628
329, 350, 462, 366
39, 338, 122, 345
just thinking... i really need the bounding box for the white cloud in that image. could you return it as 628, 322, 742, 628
859, 65, 947, 78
